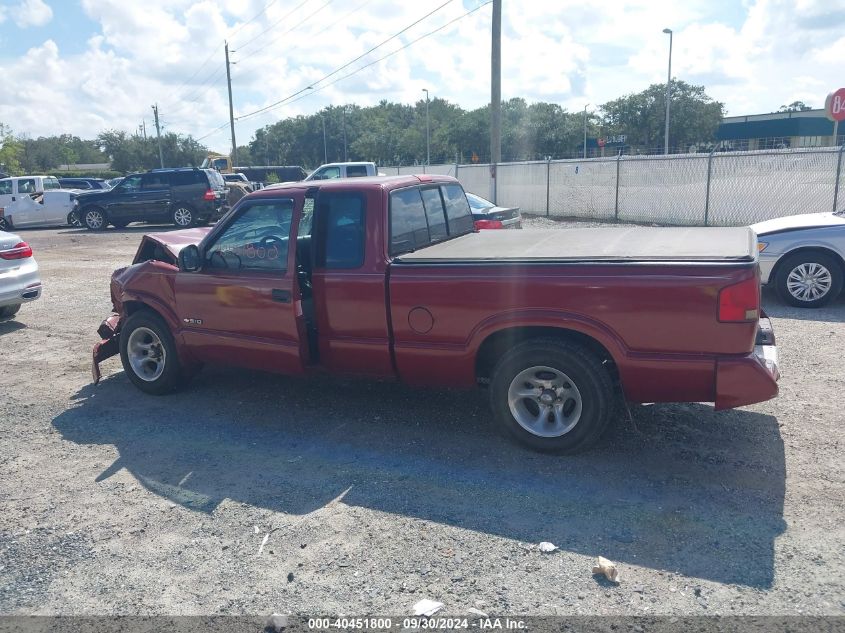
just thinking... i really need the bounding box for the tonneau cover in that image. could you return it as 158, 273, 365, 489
396, 226, 757, 264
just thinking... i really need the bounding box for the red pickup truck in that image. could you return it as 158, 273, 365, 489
93, 175, 779, 453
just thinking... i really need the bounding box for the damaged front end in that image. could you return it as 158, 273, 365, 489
92, 314, 121, 384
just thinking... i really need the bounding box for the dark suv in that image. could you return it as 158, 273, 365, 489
75, 168, 226, 230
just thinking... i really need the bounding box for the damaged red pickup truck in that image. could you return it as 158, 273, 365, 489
93, 175, 779, 453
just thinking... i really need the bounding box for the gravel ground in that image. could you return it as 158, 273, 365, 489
1, 218, 843, 617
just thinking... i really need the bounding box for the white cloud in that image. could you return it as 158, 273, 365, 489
1, 0, 844, 152
3, 0, 54, 28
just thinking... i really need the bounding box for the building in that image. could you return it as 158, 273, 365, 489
715, 109, 839, 151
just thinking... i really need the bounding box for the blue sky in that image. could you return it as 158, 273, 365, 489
1, 0, 843, 153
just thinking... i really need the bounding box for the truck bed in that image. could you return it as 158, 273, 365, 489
396, 227, 757, 264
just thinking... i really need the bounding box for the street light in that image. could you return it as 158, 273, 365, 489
583, 104, 589, 159
663, 28, 673, 155
422, 88, 430, 165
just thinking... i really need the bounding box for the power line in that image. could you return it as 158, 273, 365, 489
230, 0, 315, 54
239, 0, 489, 123
237, 0, 456, 121
227, 0, 280, 41
196, 121, 232, 143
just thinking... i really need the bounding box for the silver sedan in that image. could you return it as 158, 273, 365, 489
752, 210, 845, 308
0, 229, 42, 319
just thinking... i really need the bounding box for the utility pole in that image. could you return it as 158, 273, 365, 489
422, 88, 430, 165
583, 104, 589, 159
142, 119, 146, 141
320, 115, 328, 164
342, 107, 348, 161
490, 0, 502, 202
663, 28, 673, 155
151, 103, 164, 168
225, 41, 238, 167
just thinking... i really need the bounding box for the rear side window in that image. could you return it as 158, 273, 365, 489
390, 188, 430, 255
316, 192, 365, 269
441, 184, 474, 234
43, 177, 61, 190
141, 173, 168, 189
346, 165, 369, 177
420, 188, 447, 241
170, 171, 203, 186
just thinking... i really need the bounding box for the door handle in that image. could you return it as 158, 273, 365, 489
271, 289, 291, 303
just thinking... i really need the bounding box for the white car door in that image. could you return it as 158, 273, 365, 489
41, 191, 72, 225
6, 195, 40, 227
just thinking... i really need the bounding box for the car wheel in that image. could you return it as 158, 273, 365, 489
0, 216, 9, 231
119, 310, 184, 395
0, 304, 21, 320
172, 204, 195, 228
775, 252, 843, 308
67, 211, 81, 227
489, 338, 615, 454
82, 207, 107, 231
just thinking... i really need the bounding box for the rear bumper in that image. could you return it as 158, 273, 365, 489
92, 314, 121, 384
714, 316, 779, 410
0, 259, 42, 308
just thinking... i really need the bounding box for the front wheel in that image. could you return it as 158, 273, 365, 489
172, 204, 195, 228
119, 310, 184, 395
0, 304, 21, 320
489, 338, 615, 454
775, 252, 843, 308
67, 210, 81, 227
82, 207, 107, 231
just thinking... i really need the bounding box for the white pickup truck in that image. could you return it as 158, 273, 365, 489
302, 162, 382, 181
0, 175, 79, 230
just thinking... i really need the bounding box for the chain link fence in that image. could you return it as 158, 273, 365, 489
389, 146, 845, 226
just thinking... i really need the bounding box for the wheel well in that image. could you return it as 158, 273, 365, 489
771, 246, 845, 282
475, 326, 617, 383
123, 300, 165, 322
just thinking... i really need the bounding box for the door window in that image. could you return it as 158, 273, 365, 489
205, 200, 294, 272
0, 180, 12, 195
141, 173, 168, 190
18, 179, 36, 194
316, 192, 365, 269
312, 166, 341, 180
118, 175, 142, 193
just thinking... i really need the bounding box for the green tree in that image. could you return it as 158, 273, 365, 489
779, 101, 812, 112
600, 80, 724, 152
0, 124, 22, 174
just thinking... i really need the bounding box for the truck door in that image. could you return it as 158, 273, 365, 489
175, 195, 306, 375
308, 188, 393, 376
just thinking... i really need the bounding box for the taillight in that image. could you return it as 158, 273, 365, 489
718, 277, 759, 322
474, 219, 504, 230
203, 189, 216, 201
0, 241, 33, 260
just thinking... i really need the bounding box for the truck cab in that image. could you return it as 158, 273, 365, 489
303, 162, 380, 181
0, 175, 63, 208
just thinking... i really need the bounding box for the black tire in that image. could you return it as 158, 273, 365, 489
0, 304, 21, 319
67, 210, 81, 227
82, 207, 107, 231
171, 204, 196, 228
119, 310, 184, 395
489, 338, 615, 454
775, 251, 843, 308
0, 216, 10, 231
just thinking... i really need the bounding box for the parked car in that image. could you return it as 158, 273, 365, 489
302, 162, 381, 181
0, 229, 41, 319
57, 177, 111, 190
465, 192, 522, 229
92, 175, 778, 454
0, 190, 79, 230
753, 210, 845, 308
75, 168, 227, 230
0, 175, 63, 208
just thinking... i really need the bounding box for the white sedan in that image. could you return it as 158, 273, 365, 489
0, 190, 79, 230
0, 229, 41, 319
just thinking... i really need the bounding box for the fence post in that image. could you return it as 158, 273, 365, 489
834, 144, 844, 214
546, 156, 551, 217
614, 153, 621, 221
704, 148, 716, 226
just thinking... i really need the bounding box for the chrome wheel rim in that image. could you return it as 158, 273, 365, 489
85, 210, 104, 229
508, 365, 583, 437
127, 326, 166, 382
0, 217, 7, 230
787, 263, 832, 302
174, 207, 192, 226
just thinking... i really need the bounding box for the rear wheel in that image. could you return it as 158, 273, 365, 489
0, 216, 10, 231
775, 252, 843, 308
119, 310, 184, 395
489, 338, 615, 454
172, 204, 195, 228
82, 207, 106, 231
0, 304, 21, 320
67, 210, 81, 227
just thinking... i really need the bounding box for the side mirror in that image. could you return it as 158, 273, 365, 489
178, 244, 201, 272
